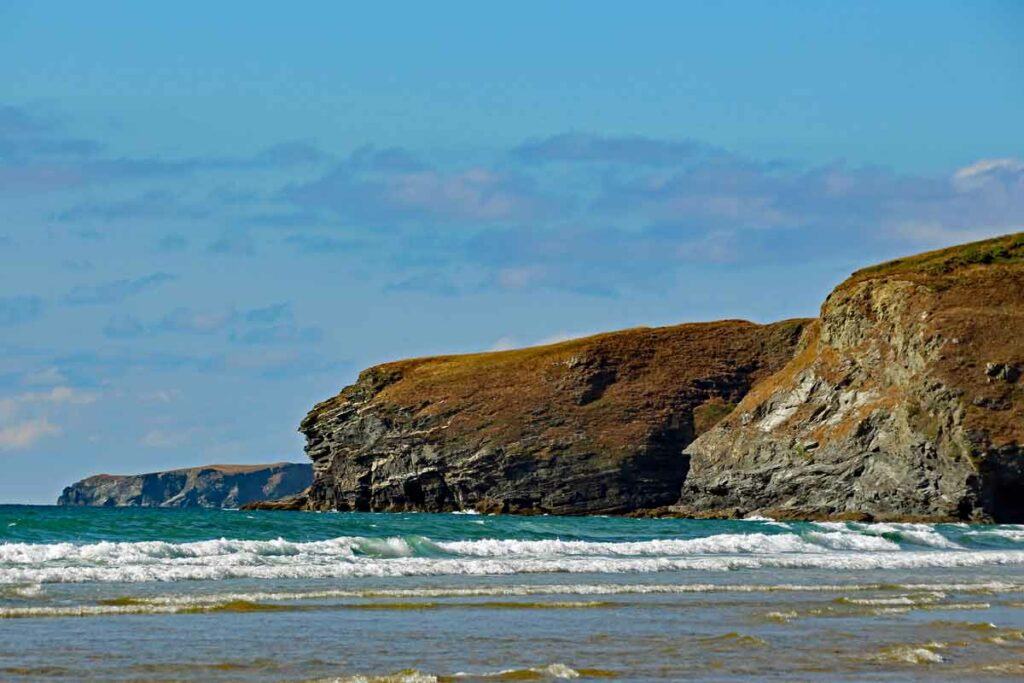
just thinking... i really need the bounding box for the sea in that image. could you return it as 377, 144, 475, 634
2, 506, 1024, 681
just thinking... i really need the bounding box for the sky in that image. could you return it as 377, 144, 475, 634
1, 1, 1022, 503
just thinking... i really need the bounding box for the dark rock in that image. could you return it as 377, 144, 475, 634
985, 362, 1021, 383
282, 319, 811, 515
972, 395, 1013, 411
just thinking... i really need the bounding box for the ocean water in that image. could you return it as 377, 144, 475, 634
2, 506, 1024, 681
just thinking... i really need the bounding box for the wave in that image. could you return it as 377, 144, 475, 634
964, 528, 1024, 542
5, 522, 1024, 585
5, 580, 1022, 619
810, 522, 963, 549
3, 549, 1024, 584
53, 579, 1024, 604
308, 663, 597, 682
0, 524, 998, 566
436, 533, 825, 556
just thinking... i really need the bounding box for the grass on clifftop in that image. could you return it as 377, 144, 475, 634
848, 232, 1024, 285
314, 318, 812, 456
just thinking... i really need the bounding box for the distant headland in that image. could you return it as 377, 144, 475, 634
57, 462, 312, 508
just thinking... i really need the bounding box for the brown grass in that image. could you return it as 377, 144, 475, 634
318, 318, 812, 456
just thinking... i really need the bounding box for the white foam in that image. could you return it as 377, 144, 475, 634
436, 533, 822, 557
4, 547, 1024, 585
6, 580, 1022, 620
312, 664, 583, 683
872, 646, 944, 665
832, 522, 964, 549
0, 582, 44, 598
1, 604, 176, 619
868, 523, 963, 549
471, 663, 580, 679
803, 531, 901, 551
4, 524, 1024, 586
965, 529, 1024, 542
62, 580, 1024, 608
309, 671, 439, 683
840, 593, 945, 606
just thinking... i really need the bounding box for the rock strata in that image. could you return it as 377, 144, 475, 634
257, 233, 1023, 522
57, 462, 312, 508
677, 233, 1024, 522
280, 319, 810, 514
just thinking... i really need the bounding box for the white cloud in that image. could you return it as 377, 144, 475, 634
22, 366, 68, 386
0, 418, 59, 451
488, 330, 597, 352
535, 331, 595, 346
953, 157, 1024, 189
891, 222, 1016, 248
496, 266, 546, 290
4, 386, 99, 407
0, 386, 99, 451
137, 390, 181, 403
139, 428, 193, 448
159, 308, 236, 334
488, 336, 518, 352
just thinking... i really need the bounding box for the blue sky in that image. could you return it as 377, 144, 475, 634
1, 1, 1022, 503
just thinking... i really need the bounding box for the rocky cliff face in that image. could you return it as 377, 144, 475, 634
289, 319, 810, 514
262, 233, 1023, 521
57, 462, 313, 508
677, 233, 1024, 522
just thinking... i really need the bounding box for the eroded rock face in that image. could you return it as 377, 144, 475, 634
57, 463, 312, 508
291, 319, 810, 514
677, 233, 1024, 522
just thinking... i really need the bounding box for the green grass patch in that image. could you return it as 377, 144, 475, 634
849, 232, 1024, 284
693, 401, 737, 435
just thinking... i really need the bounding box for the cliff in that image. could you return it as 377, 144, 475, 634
257, 233, 1023, 521
57, 462, 313, 508
677, 233, 1024, 522
281, 319, 810, 514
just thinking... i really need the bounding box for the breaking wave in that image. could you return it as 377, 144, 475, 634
4, 521, 1024, 584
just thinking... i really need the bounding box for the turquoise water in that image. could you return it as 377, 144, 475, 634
3, 506, 1024, 681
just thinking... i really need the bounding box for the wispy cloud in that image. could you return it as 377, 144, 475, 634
0, 296, 44, 326
207, 231, 256, 256
21, 366, 68, 387
255, 141, 331, 166
232, 325, 323, 345
0, 104, 101, 161
139, 427, 195, 449
0, 386, 97, 417
486, 329, 598, 353
0, 386, 99, 452
157, 234, 188, 251
0, 418, 59, 451
285, 146, 562, 224
513, 132, 720, 166
243, 303, 293, 325
64, 272, 176, 305
384, 272, 460, 297
103, 303, 320, 346
156, 308, 238, 334
283, 233, 359, 253
0, 104, 332, 196
57, 191, 210, 222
